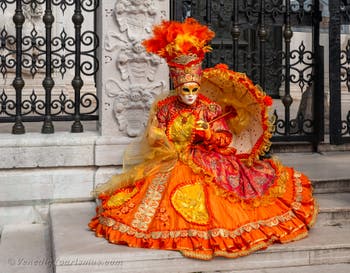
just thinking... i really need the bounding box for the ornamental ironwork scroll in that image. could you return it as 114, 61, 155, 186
0, 0, 99, 134
172, 0, 324, 144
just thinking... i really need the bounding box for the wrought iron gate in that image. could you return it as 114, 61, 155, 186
171, 0, 324, 146
0, 0, 99, 134
329, 0, 350, 144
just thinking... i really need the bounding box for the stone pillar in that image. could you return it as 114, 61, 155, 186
95, 0, 169, 182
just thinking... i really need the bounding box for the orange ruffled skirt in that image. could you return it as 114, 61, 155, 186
89, 160, 318, 260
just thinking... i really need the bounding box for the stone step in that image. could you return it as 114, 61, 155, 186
50, 202, 350, 273
203, 263, 350, 273
277, 152, 350, 193
0, 151, 348, 206
316, 193, 350, 226
271, 141, 350, 154
0, 204, 49, 227
0, 224, 52, 273
312, 178, 350, 194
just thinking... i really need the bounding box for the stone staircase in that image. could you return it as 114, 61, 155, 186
1, 152, 350, 273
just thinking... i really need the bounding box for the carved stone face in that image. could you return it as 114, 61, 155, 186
176, 82, 200, 105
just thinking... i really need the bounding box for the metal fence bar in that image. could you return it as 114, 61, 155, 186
312, 0, 324, 146
258, 0, 266, 90
328, 0, 350, 144
12, 0, 25, 134
71, 0, 83, 133
205, 0, 212, 67
329, 0, 342, 144
42, 0, 54, 134
231, 0, 239, 71
282, 0, 293, 137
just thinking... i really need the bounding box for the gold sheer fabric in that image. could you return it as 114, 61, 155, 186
93, 93, 178, 196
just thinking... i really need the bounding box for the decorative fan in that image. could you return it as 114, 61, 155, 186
201, 64, 274, 166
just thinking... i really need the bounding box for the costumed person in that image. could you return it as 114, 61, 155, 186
89, 18, 318, 260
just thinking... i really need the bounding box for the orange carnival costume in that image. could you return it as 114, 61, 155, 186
89, 18, 318, 260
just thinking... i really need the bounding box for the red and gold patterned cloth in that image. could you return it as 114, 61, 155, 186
89, 94, 318, 260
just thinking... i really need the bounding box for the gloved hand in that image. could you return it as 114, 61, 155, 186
195, 120, 212, 141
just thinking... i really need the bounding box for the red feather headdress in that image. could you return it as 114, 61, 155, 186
142, 18, 215, 68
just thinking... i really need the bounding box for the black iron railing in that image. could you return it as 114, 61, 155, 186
172, 0, 324, 146
329, 0, 350, 144
0, 0, 99, 134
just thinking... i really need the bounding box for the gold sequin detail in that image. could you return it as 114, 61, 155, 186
209, 104, 218, 112
169, 111, 196, 152
107, 187, 138, 207
171, 183, 209, 225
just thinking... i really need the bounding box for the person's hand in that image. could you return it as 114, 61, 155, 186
195, 120, 212, 140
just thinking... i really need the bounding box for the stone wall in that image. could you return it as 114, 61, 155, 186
0, 0, 169, 227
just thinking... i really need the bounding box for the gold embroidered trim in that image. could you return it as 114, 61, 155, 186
291, 171, 303, 210
130, 172, 170, 231
181, 229, 309, 260
279, 230, 309, 244
100, 216, 116, 227
172, 54, 199, 65
154, 207, 170, 227
180, 250, 213, 260
307, 197, 319, 228
99, 209, 295, 240
215, 241, 269, 258
180, 241, 270, 260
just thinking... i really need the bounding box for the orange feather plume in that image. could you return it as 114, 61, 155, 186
142, 18, 215, 66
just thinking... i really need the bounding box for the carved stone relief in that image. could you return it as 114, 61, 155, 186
114, 0, 157, 42
104, 0, 167, 137
117, 42, 161, 82
105, 79, 165, 137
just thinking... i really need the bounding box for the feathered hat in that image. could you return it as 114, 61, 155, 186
142, 18, 215, 88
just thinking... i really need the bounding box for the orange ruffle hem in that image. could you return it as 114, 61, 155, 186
89, 160, 318, 260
